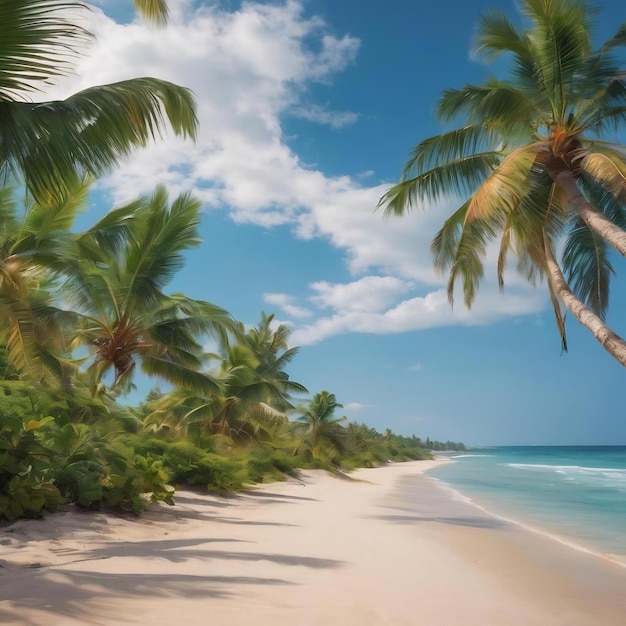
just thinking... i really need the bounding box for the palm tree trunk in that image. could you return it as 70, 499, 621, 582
544, 243, 626, 366
554, 169, 626, 256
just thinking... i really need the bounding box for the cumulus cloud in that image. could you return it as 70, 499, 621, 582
44, 0, 548, 345
291, 285, 545, 345
310, 276, 414, 313
264, 293, 312, 318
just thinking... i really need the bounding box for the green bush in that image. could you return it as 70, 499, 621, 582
0, 414, 63, 520
243, 447, 298, 483
48, 425, 175, 514
116, 435, 248, 493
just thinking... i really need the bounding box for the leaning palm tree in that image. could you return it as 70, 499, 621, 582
0, 0, 197, 203
65, 186, 235, 394
379, 0, 626, 365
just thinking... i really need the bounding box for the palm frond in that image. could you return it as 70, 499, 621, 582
580, 149, 626, 202
123, 188, 202, 313
141, 355, 222, 396
497, 220, 513, 291
272, 346, 300, 371
19, 178, 90, 238
0, 187, 20, 242
437, 82, 536, 131
0, 0, 91, 98
133, 0, 169, 25
524, 0, 594, 119
0, 298, 44, 380
402, 125, 502, 174
379, 153, 501, 215
273, 378, 308, 396
63, 259, 122, 325
446, 219, 495, 308
76, 197, 146, 263
1, 78, 197, 201
161, 296, 236, 343
430, 200, 470, 275
576, 80, 626, 132
466, 145, 539, 221
430, 197, 498, 307
508, 169, 566, 246
147, 318, 205, 354
563, 218, 614, 318
474, 11, 530, 61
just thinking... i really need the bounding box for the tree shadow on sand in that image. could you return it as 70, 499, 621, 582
42, 537, 345, 569
0, 534, 345, 625
241, 491, 319, 503
0, 569, 293, 626
367, 514, 511, 529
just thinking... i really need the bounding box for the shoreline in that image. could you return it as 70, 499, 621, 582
2, 459, 626, 625
427, 471, 626, 568
425, 456, 626, 569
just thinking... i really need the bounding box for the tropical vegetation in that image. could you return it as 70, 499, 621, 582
379, 0, 626, 366
0, 0, 457, 522
0, 175, 445, 521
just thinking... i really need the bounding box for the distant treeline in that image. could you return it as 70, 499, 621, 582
421, 438, 467, 451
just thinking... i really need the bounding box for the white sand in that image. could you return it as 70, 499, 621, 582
1, 459, 625, 625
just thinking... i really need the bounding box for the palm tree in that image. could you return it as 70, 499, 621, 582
0, 0, 197, 203
144, 315, 308, 445
0, 184, 96, 382
143, 344, 290, 445
65, 186, 235, 394
379, 0, 626, 365
296, 391, 347, 460
0, 178, 158, 384
243, 313, 308, 411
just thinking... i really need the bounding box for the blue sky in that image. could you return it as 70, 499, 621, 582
58, 0, 626, 445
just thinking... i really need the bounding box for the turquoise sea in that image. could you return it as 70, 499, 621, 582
426, 446, 626, 566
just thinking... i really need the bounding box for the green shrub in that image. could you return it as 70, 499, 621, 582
116, 436, 248, 493
244, 447, 298, 483
0, 414, 63, 520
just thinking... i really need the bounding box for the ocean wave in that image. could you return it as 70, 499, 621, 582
449, 454, 493, 458
507, 463, 626, 474
506, 463, 626, 491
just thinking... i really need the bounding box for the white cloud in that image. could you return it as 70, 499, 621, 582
48, 1, 360, 212
291, 285, 545, 345
290, 104, 358, 128
310, 276, 414, 312
264, 293, 312, 318
345, 402, 368, 411
408, 363, 423, 372
43, 1, 548, 346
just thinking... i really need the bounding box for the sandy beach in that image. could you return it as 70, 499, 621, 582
1, 459, 625, 625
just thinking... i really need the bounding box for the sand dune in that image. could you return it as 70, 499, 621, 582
1, 460, 625, 625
